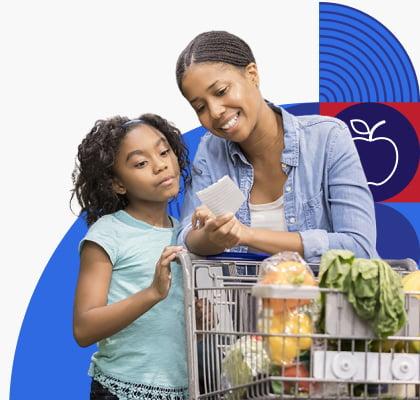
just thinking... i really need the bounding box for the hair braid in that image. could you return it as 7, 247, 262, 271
176, 31, 255, 91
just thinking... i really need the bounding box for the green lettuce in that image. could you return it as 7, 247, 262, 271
318, 250, 407, 338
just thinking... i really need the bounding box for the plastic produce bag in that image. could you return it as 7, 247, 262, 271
267, 308, 313, 366
221, 335, 270, 399
257, 251, 317, 313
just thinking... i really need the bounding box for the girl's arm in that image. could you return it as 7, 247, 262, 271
73, 241, 182, 347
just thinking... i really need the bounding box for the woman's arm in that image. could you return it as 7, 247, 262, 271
313, 123, 377, 258
188, 209, 304, 256
241, 227, 304, 256
73, 241, 181, 347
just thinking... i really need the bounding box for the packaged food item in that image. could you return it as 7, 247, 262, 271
258, 252, 316, 313
253, 252, 317, 367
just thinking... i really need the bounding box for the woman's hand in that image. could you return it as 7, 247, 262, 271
204, 213, 247, 249
186, 207, 251, 254
192, 205, 215, 230
150, 246, 184, 300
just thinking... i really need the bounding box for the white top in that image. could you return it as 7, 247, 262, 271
249, 195, 287, 232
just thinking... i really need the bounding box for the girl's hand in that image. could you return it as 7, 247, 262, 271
204, 213, 247, 249
150, 246, 184, 300
192, 205, 215, 230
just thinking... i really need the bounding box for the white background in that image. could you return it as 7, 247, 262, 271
1, 1, 418, 397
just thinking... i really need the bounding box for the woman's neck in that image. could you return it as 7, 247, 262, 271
240, 102, 284, 164
124, 201, 171, 228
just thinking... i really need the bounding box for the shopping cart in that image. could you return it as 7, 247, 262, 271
178, 252, 420, 400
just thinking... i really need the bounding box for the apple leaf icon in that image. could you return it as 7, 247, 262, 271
351, 119, 399, 187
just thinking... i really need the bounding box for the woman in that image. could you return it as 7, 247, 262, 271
175, 30, 377, 263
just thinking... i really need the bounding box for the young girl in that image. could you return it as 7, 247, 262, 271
175, 30, 378, 264
71, 114, 189, 399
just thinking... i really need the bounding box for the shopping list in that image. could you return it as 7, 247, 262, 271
196, 175, 246, 216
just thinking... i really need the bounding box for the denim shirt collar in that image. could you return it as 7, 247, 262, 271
226, 104, 300, 168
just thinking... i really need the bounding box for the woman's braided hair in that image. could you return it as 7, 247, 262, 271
176, 30, 256, 92
71, 113, 189, 226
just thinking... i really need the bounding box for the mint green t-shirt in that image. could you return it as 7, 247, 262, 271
79, 210, 187, 399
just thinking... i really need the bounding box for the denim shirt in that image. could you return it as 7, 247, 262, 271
177, 106, 378, 263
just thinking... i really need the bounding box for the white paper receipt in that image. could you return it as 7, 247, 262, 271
196, 175, 246, 216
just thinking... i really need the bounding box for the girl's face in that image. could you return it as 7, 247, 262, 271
181, 62, 263, 143
112, 124, 180, 205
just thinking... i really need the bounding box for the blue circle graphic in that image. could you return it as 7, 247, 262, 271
320, 2, 420, 102
375, 203, 419, 263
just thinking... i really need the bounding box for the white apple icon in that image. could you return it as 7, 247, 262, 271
351, 119, 399, 186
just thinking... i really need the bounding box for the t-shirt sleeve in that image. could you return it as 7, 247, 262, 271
78, 217, 119, 265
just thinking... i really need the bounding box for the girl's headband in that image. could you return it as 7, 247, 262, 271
122, 118, 145, 129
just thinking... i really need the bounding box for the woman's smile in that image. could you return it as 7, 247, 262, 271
181, 62, 262, 143
219, 111, 240, 133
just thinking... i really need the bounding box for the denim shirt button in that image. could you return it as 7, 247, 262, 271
285, 186, 291, 193
289, 217, 296, 224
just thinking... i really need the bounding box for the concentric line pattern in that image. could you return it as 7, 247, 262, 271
320, 3, 420, 102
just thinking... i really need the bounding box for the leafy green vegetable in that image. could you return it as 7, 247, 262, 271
318, 250, 407, 338
221, 336, 270, 399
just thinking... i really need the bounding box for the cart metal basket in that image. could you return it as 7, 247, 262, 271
178, 252, 419, 400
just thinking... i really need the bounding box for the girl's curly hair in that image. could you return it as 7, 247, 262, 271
71, 113, 189, 226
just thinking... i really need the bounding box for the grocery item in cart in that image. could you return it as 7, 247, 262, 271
221, 335, 270, 399
271, 361, 311, 394
403, 270, 420, 300
370, 271, 420, 354
402, 270, 420, 352
258, 251, 317, 313
268, 308, 313, 366
318, 250, 407, 338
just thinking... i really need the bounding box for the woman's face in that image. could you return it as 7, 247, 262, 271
181, 62, 263, 142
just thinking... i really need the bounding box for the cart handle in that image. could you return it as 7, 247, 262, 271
206, 251, 269, 261
206, 253, 418, 271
